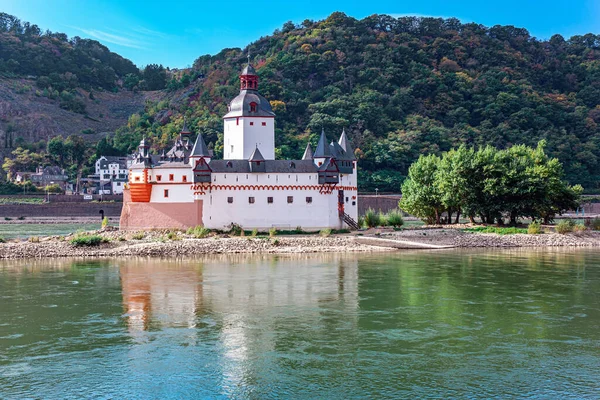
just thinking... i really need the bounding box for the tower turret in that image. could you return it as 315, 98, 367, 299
222, 55, 275, 160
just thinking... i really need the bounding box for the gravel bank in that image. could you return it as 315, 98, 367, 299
0, 230, 392, 259
380, 228, 600, 248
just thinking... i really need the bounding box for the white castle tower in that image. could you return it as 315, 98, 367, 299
223, 60, 275, 160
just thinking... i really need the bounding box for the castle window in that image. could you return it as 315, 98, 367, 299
290, 162, 295, 169
169, 174, 174, 181
134, 176, 140, 182
182, 176, 187, 182
231, 145, 234, 153
250, 122, 254, 126
352, 201, 356, 206
248, 197, 255, 204
267, 197, 273, 204
249, 102, 257, 112
306, 197, 312, 204
262, 122, 266, 126
226, 161, 233, 168
287, 196, 293, 204
164, 189, 169, 198
227, 197, 233, 204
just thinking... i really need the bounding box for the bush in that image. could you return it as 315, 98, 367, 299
574, 223, 587, 232
70, 233, 106, 247
378, 212, 388, 227
28, 236, 39, 243
0, 236, 5, 243
269, 227, 277, 237
167, 231, 180, 240
364, 208, 381, 228
187, 226, 210, 238
295, 226, 303, 234
555, 219, 576, 234
464, 227, 527, 235
386, 210, 404, 227
101, 216, 109, 229
228, 223, 243, 236
320, 228, 332, 237
527, 221, 542, 234
251, 228, 258, 238
131, 232, 145, 240
358, 215, 365, 229
589, 217, 600, 231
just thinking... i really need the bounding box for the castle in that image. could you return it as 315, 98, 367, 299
120, 62, 359, 231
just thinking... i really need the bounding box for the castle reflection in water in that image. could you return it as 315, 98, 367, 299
120, 254, 359, 332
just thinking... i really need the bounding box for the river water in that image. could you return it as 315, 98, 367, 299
0, 250, 599, 399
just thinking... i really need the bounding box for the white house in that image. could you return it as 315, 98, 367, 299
92, 156, 130, 194
120, 62, 359, 231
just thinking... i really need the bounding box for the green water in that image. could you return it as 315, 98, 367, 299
0, 250, 599, 398
0, 223, 102, 239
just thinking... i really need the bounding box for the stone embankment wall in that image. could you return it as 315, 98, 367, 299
0, 202, 122, 217
358, 195, 401, 215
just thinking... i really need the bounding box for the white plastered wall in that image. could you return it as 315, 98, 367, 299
223, 117, 275, 160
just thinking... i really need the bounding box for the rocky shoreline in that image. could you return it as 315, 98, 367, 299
0, 229, 393, 259
2, 226, 600, 259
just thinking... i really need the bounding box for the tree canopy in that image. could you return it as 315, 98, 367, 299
399, 142, 582, 224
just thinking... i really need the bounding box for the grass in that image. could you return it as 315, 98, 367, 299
70, 233, 107, 247
0, 197, 45, 205
320, 228, 332, 237
527, 221, 542, 234
556, 219, 576, 234
186, 226, 210, 238
131, 232, 145, 240
463, 226, 528, 235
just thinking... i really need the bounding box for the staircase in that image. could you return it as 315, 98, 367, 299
341, 212, 360, 230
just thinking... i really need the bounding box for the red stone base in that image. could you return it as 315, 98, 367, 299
120, 189, 203, 230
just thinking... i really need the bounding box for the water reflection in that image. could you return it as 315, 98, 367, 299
0, 250, 599, 398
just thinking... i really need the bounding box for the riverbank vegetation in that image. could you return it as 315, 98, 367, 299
400, 142, 582, 225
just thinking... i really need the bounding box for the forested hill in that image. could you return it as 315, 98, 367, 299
0, 13, 139, 90
116, 12, 600, 191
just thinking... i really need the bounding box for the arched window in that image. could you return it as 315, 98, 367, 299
249, 102, 257, 113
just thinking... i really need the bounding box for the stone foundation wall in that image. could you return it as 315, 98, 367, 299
119, 189, 203, 230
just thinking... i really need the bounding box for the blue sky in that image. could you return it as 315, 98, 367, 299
2, 0, 599, 68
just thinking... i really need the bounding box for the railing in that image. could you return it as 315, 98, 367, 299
341, 212, 360, 230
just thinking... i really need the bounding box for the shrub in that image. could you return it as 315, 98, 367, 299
17, 216, 25, 220
167, 231, 180, 240
364, 208, 381, 228
295, 226, 303, 234
131, 232, 145, 240
269, 227, 277, 237
187, 226, 210, 238
464, 227, 527, 235
0, 236, 5, 243
589, 217, 600, 231
272, 239, 280, 246
251, 228, 258, 238
358, 215, 365, 229
378, 212, 388, 227
228, 223, 243, 236
527, 221, 542, 234
574, 223, 587, 232
28, 236, 39, 243
70, 233, 106, 247
386, 210, 404, 227
555, 219, 576, 234
101, 216, 109, 229
320, 228, 332, 237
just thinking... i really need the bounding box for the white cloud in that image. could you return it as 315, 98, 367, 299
70, 26, 147, 49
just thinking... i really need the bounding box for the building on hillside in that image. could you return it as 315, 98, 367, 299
84, 156, 131, 195
120, 62, 359, 231
24, 166, 70, 190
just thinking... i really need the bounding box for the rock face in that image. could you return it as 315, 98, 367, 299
0, 78, 155, 149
